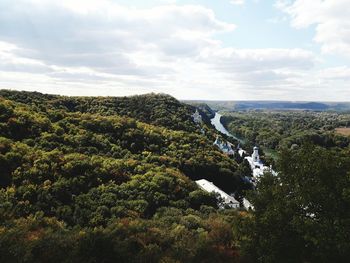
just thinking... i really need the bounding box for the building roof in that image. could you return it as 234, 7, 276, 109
196, 179, 240, 208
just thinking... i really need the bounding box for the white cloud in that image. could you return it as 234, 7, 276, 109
320, 66, 350, 81
0, 0, 348, 100
230, 0, 245, 5
0, 41, 49, 73
201, 47, 315, 72
277, 0, 350, 56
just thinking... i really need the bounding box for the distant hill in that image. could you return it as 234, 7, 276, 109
0, 89, 241, 192
234, 101, 330, 111
185, 100, 350, 112
0, 90, 197, 132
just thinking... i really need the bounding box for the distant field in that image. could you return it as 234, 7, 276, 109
335, 127, 350, 136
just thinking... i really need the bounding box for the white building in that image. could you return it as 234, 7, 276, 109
192, 109, 203, 124
238, 148, 246, 157
196, 179, 240, 208
252, 146, 260, 162
243, 198, 254, 210
213, 136, 235, 155
245, 146, 276, 179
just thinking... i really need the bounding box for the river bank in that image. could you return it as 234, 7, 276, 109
210, 112, 245, 144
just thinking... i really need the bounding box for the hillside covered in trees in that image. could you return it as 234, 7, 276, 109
1, 90, 350, 262
0, 90, 246, 262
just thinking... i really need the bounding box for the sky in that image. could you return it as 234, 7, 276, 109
0, 0, 349, 101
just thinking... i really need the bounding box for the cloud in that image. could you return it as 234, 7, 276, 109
0, 41, 50, 74
0, 0, 348, 101
320, 66, 350, 81
201, 47, 315, 72
230, 0, 245, 5
276, 0, 350, 56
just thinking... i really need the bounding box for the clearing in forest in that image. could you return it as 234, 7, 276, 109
335, 127, 350, 136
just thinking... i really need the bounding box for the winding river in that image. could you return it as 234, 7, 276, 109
210, 112, 244, 144
210, 112, 254, 209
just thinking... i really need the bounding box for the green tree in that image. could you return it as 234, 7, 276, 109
244, 143, 350, 262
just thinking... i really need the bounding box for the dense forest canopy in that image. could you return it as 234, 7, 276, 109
1, 90, 350, 262
0, 90, 198, 132
221, 111, 350, 152
0, 90, 246, 262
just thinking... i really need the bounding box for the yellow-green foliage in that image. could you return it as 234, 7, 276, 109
0, 91, 245, 262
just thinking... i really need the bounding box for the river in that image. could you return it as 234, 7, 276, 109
210, 112, 244, 144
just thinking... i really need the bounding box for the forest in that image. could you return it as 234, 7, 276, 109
1, 90, 350, 262
220, 111, 350, 154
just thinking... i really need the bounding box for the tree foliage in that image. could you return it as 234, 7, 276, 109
0, 91, 245, 262
244, 144, 350, 262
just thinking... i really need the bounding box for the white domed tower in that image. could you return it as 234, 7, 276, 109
252, 146, 260, 163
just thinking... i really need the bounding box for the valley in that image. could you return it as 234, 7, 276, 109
1, 90, 350, 262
